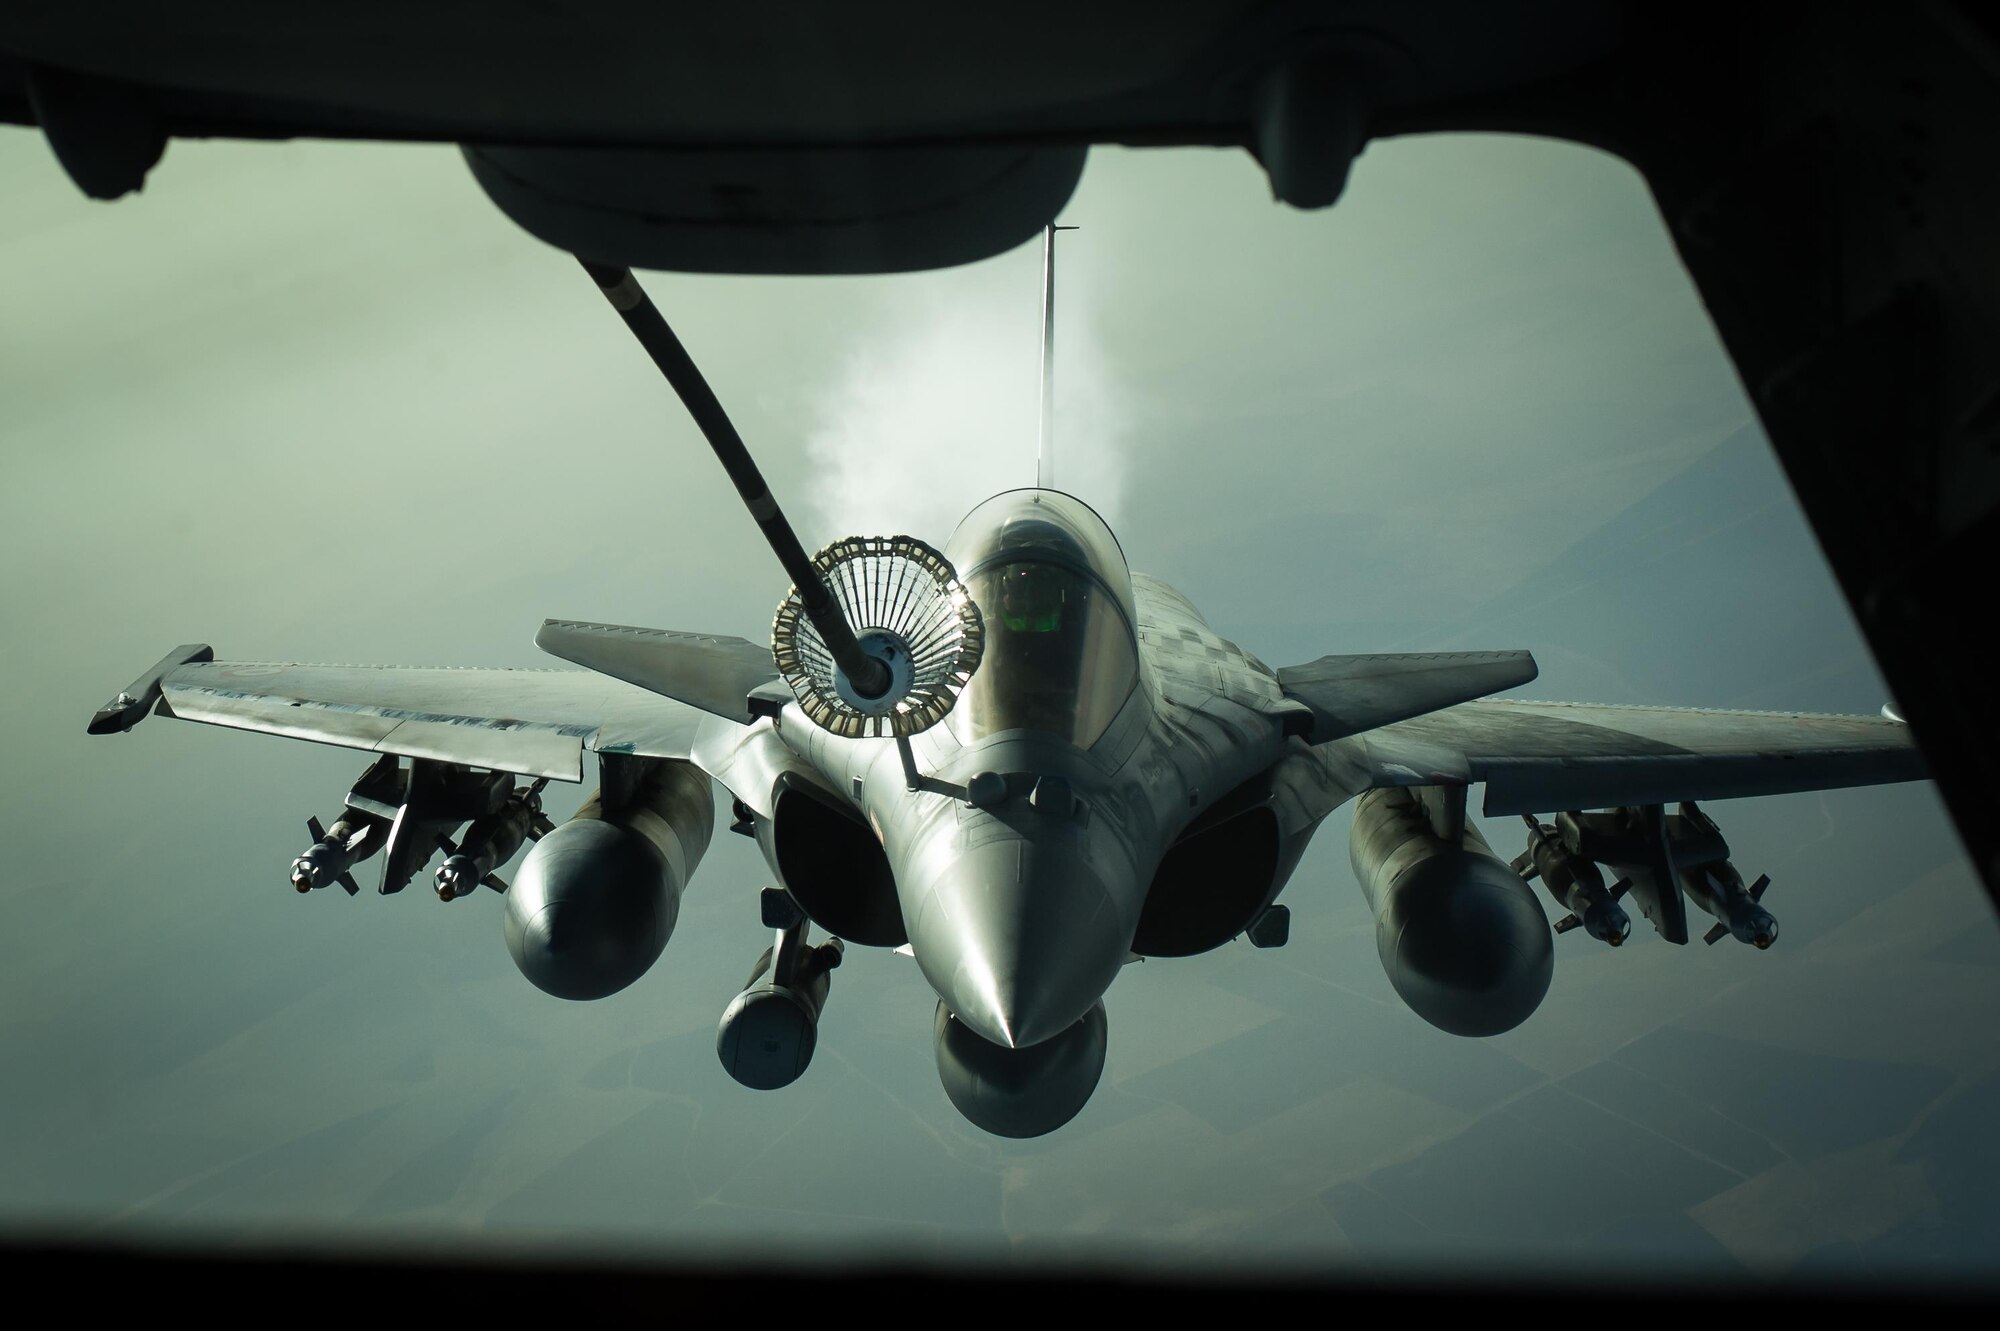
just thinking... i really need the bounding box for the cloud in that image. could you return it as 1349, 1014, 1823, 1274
803, 274, 1132, 550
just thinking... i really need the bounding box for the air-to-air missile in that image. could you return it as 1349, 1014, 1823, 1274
290, 812, 385, 896
435, 778, 552, 901
1515, 815, 1632, 945
1673, 803, 1778, 948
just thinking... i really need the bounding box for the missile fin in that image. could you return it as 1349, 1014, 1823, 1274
336, 872, 360, 897
1609, 877, 1632, 901
1749, 873, 1771, 903
483, 872, 509, 893
1554, 913, 1581, 934
307, 815, 327, 845
1703, 921, 1729, 945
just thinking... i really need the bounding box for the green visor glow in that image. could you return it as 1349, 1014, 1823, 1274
954, 557, 1139, 748
996, 562, 1069, 633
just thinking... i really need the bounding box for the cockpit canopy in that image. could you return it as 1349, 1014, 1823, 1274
945, 490, 1140, 749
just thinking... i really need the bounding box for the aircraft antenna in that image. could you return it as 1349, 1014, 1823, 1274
1037, 223, 1078, 488
578, 260, 890, 700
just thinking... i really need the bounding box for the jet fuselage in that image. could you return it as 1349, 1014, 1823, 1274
710, 489, 1308, 1053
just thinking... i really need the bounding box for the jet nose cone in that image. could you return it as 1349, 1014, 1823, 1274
975, 970, 1093, 1052
914, 837, 1128, 1051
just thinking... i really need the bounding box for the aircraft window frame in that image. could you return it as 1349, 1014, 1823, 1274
946, 489, 1137, 625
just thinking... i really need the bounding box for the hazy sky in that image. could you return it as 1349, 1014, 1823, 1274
2, 126, 1996, 1282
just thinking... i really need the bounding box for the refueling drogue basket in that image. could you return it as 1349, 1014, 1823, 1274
771, 535, 985, 739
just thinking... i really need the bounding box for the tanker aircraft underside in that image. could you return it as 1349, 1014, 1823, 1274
90, 252, 1927, 1138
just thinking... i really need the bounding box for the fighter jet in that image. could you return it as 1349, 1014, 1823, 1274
88, 245, 1926, 1138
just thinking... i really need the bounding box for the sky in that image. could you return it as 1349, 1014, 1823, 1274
2, 125, 1997, 1285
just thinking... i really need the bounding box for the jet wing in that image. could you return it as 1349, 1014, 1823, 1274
533, 619, 778, 724
1277, 650, 1539, 742
1354, 698, 1926, 815
103, 654, 720, 782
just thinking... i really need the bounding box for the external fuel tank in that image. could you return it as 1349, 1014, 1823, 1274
1350, 786, 1553, 1036
503, 759, 713, 1000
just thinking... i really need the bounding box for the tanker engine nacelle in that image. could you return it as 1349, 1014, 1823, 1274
503, 758, 713, 1000
1350, 786, 1554, 1037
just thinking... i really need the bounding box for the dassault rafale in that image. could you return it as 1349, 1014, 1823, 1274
90, 232, 1925, 1137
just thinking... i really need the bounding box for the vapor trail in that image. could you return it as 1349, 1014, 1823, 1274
804, 279, 1131, 546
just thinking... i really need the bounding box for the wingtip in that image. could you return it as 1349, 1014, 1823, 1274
87, 643, 214, 735
85, 708, 134, 736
